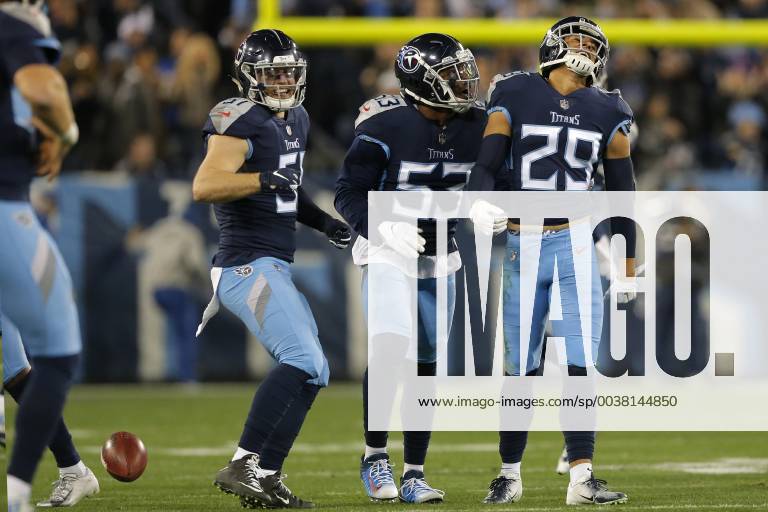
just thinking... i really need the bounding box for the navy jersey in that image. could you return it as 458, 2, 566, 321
488, 71, 633, 193
0, 10, 61, 200
202, 98, 309, 267
335, 94, 486, 255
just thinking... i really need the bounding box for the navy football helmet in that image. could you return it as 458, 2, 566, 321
394, 33, 479, 113
232, 29, 307, 111
539, 16, 609, 86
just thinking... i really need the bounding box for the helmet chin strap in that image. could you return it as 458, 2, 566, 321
564, 52, 597, 77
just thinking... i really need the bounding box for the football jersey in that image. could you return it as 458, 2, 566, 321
0, 10, 61, 200
202, 99, 309, 267
487, 71, 633, 193
343, 93, 487, 256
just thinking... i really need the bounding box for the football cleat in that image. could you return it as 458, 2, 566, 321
399, 470, 444, 504
556, 446, 570, 475
214, 454, 275, 508
242, 473, 314, 509
566, 472, 628, 505
37, 467, 100, 507
360, 453, 398, 501
483, 474, 522, 504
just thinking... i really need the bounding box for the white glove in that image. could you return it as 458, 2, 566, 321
377, 221, 425, 259
469, 200, 507, 236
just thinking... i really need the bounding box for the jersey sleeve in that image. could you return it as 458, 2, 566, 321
353, 94, 406, 149
202, 98, 270, 139
334, 135, 389, 239
0, 34, 50, 78
608, 92, 634, 143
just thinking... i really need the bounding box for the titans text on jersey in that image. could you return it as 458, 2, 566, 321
202, 97, 309, 267
335, 93, 486, 260
487, 71, 633, 193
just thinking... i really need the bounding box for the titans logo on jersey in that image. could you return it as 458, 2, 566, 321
487, 71, 633, 193
0, 10, 61, 200
202, 98, 309, 266
344, 93, 486, 255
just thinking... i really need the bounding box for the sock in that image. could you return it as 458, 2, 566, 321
259, 383, 321, 471
8, 355, 79, 483
403, 431, 431, 466
5, 368, 82, 468
563, 431, 595, 462
7, 474, 31, 503
403, 463, 424, 475
570, 462, 593, 484
499, 431, 528, 464
364, 445, 388, 459
238, 364, 311, 455
362, 368, 388, 449
232, 447, 258, 461
500, 462, 521, 477
59, 460, 87, 477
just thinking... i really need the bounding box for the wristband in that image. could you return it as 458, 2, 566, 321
61, 122, 79, 146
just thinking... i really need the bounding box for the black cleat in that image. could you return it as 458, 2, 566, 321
483, 474, 522, 504
241, 473, 314, 509
214, 454, 275, 508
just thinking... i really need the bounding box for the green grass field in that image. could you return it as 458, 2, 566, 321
5, 384, 768, 511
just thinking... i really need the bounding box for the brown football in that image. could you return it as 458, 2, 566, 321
100, 432, 148, 482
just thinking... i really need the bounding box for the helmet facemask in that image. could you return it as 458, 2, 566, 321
540, 20, 609, 85
237, 57, 307, 111
404, 48, 480, 113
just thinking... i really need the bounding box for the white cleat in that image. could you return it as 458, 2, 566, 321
566, 473, 628, 506
556, 447, 570, 475
37, 468, 100, 507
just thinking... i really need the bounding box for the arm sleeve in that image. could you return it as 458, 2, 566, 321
603, 156, 637, 259
466, 133, 510, 191
297, 186, 333, 232
333, 136, 388, 239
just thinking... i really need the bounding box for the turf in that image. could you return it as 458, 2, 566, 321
4, 383, 767, 511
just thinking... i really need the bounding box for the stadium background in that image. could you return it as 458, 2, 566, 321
29, 0, 768, 384
3, 1, 768, 511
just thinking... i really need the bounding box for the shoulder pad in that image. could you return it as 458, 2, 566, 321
208, 98, 262, 135
355, 94, 408, 129
487, 71, 532, 102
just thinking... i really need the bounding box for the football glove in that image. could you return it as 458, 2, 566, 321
377, 221, 425, 259
323, 218, 352, 249
260, 168, 299, 191
469, 200, 507, 236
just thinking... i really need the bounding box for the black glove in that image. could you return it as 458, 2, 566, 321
323, 218, 352, 249
259, 168, 299, 191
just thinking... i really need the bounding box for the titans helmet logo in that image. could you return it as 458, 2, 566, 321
397, 46, 421, 74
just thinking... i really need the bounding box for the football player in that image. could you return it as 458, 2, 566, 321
467, 17, 635, 505
335, 33, 487, 504
2, 316, 100, 507
192, 29, 351, 509
0, 2, 88, 510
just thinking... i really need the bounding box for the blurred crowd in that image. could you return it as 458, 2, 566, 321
53, 0, 768, 189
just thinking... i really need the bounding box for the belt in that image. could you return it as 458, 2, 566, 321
507, 221, 570, 233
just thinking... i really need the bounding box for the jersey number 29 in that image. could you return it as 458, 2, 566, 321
520, 125, 602, 191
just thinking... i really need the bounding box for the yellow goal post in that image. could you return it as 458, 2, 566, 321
254, 0, 768, 46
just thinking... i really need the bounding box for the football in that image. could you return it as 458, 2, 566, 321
100, 432, 148, 482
